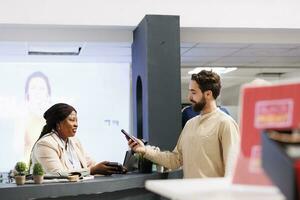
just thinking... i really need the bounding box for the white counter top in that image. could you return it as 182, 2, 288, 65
145, 177, 285, 200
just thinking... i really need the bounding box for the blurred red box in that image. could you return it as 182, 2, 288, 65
233, 81, 300, 186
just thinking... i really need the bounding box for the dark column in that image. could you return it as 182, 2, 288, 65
132, 15, 181, 150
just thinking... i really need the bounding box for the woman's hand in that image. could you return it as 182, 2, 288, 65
128, 138, 146, 155
90, 161, 119, 175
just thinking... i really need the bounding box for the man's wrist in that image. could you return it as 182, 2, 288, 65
140, 146, 146, 156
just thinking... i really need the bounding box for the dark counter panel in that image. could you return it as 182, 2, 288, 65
0, 171, 180, 200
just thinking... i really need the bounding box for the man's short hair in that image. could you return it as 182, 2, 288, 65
191, 70, 221, 99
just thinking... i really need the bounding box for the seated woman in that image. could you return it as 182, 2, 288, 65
30, 103, 119, 175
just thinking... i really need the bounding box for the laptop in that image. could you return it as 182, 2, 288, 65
123, 150, 138, 172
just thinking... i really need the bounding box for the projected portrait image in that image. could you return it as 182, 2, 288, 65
23, 71, 51, 164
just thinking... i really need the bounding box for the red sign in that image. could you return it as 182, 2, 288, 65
255, 99, 293, 129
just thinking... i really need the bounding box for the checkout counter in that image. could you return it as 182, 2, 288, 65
0, 171, 182, 200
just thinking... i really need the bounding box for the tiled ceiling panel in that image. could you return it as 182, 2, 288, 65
182, 47, 240, 57
181, 42, 197, 48
210, 56, 260, 66
249, 44, 299, 49
231, 48, 290, 57
196, 43, 248, 48
81, 44, 131, 56
283, 48, 300, 56
258, 56, 300, 65
181, 56, 220, 64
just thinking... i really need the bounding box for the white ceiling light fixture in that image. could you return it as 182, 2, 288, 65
188, 67, 237, 75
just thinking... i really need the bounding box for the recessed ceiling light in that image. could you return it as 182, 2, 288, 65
188, 67, 237, 75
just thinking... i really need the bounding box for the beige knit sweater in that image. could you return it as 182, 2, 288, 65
144, 108, 240, 178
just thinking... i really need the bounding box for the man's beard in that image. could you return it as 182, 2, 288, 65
192, 96, 206, 112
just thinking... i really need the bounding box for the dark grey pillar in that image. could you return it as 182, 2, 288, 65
132, 15, 181, 150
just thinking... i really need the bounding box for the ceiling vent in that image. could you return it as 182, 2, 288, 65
256, 72, 285, 77
28, 46, 81, 56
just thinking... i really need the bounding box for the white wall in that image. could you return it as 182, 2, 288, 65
0, 0, 300, 28
0, 63, 131, 172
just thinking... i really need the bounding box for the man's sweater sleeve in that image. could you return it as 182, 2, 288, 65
143, 133, 184, 170
219, 118, 240, 177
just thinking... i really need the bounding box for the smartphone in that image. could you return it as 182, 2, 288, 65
121, 129, 138, 142
106, 162, 127, 174
106, 162, 123, 171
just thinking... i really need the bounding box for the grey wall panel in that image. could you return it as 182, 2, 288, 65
132, 15, 181, 150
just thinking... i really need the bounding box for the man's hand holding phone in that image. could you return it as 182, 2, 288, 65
128, 137, 146, 155
121, 129, 146, 155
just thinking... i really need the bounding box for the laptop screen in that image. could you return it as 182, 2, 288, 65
123, 150, 138, 171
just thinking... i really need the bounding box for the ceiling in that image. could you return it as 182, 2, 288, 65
180, 43, 300, 92
1, 26, 300, 105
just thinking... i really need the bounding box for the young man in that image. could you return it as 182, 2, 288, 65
181, 105, 230, 129
129, 70, 240, 178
